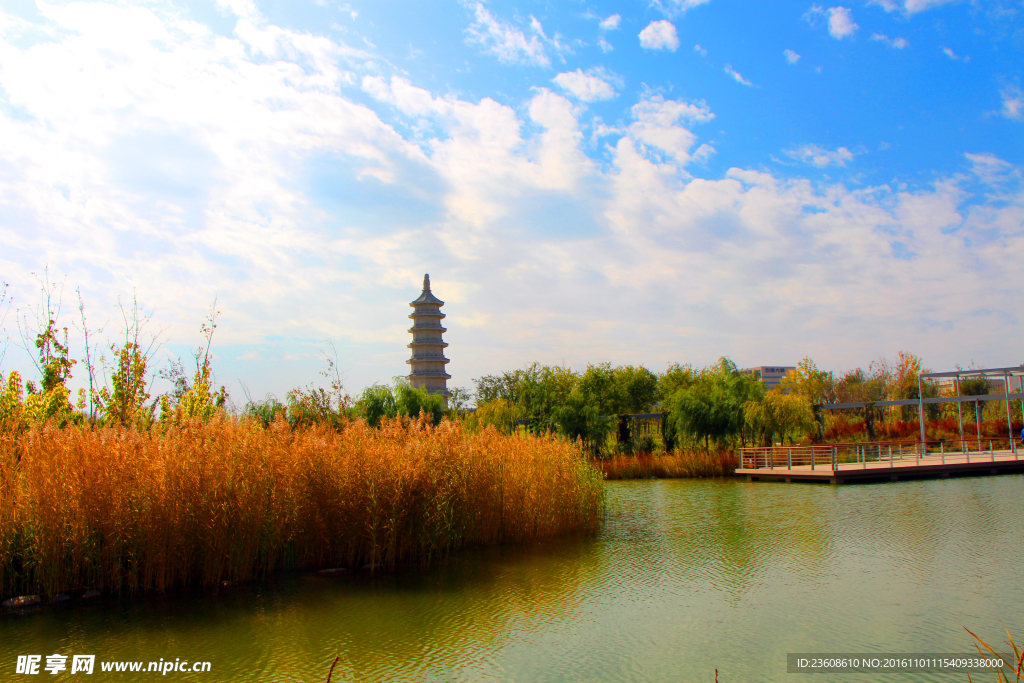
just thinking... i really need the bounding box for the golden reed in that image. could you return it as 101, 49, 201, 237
0, 416, 604, 600
597, 449, 738, 480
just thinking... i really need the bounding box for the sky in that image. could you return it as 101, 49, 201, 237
0, 0, 1022, 404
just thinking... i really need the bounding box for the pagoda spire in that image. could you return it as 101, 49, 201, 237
407, 273, 450, 402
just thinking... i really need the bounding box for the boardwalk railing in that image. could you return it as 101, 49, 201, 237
739, 439, 1020, 470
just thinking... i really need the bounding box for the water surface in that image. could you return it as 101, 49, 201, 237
3, 475, 1021, 682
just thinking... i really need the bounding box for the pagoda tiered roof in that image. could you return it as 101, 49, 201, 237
410, 274, 444, 306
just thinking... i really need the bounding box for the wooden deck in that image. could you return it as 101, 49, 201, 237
736, 449, 1024, 484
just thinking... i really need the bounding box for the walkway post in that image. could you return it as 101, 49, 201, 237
956, 373, 964, 452
1004, 372, 1014, 456
917, 376, 926, 455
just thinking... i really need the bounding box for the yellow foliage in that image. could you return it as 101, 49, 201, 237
745, 391, 817, 446
462, 398, 527, 434
0, 371, 76, 430
0, 416, 604, 600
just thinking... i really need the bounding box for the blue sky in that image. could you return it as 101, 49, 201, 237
0, 0, 1022, 404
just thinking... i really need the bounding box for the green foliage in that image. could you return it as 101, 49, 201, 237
97, 343, 150, 426
462, 398, 525, 434
447, 386, 472, 412
577, 363, 659, 415
0, 371, 25, 429
393, 380, 445, 425
10, 320, 79, 428
474, 370, 530, 405
357, 384, 398, 427
286, 387, 348, 429
35, 320, 75, 394
666, 357, 762, 450
658, 363, 696, 404
474, 363, 581, 426
551, 391, 613, 453
779, 357, 838, 405
744, 390, 817, 446
243, 395, 286, 428
356, 380, 444, 427
158, 303, 226, 425
959, 375, 991, 396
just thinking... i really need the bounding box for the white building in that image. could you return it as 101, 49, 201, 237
745, 366, 795, 392
406, 274, 451, 401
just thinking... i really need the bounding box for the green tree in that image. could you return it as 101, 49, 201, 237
666, 357, 760, 450
448, 386, 473, 412
658, 363, 696, 404
393, 379, 445, 425
779, 357, 838, 405
551, 391, 613, 455
745, 391, 817, 446
356, 384, 397, 427
616, 365, 659, 414
159, 301, 226, 424
97, 343, 150, 425
463, 398, 525, 434
22, 319, 77, 426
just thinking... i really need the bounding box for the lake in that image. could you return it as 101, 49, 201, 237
3, 475, 1022, 682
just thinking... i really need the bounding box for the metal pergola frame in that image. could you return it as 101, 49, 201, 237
818, 365, 1024, 449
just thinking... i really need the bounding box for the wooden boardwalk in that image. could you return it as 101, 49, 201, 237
737, 447, 1024, 484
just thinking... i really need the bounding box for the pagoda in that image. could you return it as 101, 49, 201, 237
407, 274, 450, 402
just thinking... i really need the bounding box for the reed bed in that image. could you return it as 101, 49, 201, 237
0, 416, 604, 601
597, 449, 738, 480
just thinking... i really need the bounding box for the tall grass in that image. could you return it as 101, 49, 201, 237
966, 627, 1024, 683
0, 416, 604, 601
598, 449, 738, 480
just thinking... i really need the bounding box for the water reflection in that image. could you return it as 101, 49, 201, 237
2, 476, 1022, 682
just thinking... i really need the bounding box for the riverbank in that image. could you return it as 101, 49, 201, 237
0, 417, 604, 602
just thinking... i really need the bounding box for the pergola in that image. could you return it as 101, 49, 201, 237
818, 365, 1024, 449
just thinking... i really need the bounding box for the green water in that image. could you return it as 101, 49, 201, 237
3, 476, 1022, 682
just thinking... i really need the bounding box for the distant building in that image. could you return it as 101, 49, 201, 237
407, 274, 451, 402
934, 375, 1022, 395
745, 366, 795, 392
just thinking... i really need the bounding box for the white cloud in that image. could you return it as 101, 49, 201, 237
599, 37, 614, 52
464, 2, 549, 67
627, 94, 714, 163
552, 68, 617, 102
941, 46, 960, 60
650, 0, 713, 16
786, 144, 856, 167
1001, 86, 1024, 122
724, 65, 754, 86
871, 33, 908, 49
784, 49, 800, 64
599, 14, 621, 30
639, 20, 679, 51
964, 153, 1014, 185
804, 5, 858, 40
827, 7, 857, 39
694, 43, 708, 57
869, 0, 957, 15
